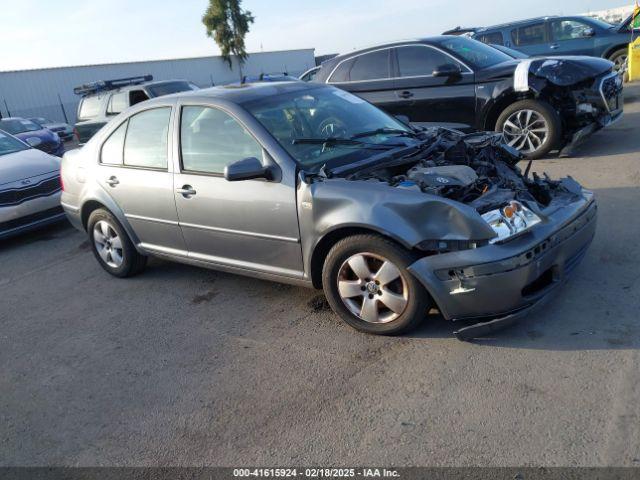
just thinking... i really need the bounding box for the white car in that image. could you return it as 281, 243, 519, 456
29, 117, 74, 141
0, 130, 65, 239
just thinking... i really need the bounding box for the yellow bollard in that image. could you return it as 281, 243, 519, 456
629, 37, 640, 82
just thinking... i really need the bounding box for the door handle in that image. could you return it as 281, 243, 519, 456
177, 185, 197, 198
550, 44, 559, 49
398, 91, 414, 99
105, 176, 119, 187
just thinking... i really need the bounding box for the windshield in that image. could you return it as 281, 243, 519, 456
243, 86, 415, 170
0, 119, 42, 134
0, 131, 29, 156
147, 81, 198, 97
438, 36, 513, 68
30, 117, 51, 124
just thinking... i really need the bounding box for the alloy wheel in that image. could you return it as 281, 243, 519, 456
502, 109, 549, 154
337, 252, 409, 324
93, 220, 124, 268
613, 54, 628, 73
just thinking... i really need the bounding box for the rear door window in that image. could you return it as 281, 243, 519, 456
511, 22, 547, 46
396, 46, 457, 77
348, 49, 390, 81
78, 96, 103, 120
107, 92, 129, 115
123, 107, 171, 169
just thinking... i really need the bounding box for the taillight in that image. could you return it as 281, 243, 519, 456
60, 175, 65, 192
73, 128, 80, 142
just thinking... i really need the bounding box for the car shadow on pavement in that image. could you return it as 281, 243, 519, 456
0, 220, 73, 251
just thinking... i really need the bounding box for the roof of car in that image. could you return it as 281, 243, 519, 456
150, 80, 326, 105
475, 16, 563, 32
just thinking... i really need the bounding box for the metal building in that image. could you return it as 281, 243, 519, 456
0, 49, 315, 125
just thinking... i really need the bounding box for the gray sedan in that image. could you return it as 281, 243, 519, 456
0, 131, 65, 239
60, 82, 596, 339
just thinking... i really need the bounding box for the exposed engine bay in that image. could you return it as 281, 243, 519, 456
345, 128, 583, 215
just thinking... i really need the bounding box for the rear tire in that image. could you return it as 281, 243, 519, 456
322, 234, 432, 335
496, 99, 561, 160
87, 208, 147, 278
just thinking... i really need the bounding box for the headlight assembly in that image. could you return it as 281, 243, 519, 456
482, 201, 541, 244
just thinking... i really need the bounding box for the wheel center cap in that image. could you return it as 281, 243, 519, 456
366, 282, 378, 294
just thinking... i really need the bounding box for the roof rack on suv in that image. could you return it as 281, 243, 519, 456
73, 75, 154, 96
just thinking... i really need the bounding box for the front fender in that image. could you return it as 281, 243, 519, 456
299, 178, 496, 273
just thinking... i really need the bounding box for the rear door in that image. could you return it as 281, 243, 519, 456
548, 19, 597, 56
97, 105, 186, 252
389, 45, 476, 130
509, 21, 549, 56
172, 103, 303, 278
326, 48, 398, 110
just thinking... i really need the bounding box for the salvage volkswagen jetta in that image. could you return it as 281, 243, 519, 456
60, 82, 597, 339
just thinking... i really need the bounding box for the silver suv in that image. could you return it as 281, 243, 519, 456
61, 82, 596, 339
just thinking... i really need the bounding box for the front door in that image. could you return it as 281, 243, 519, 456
172, 105, 303, 279
388, 45, 476, 130
548, 19, 597, 56
97, 107, 185, 252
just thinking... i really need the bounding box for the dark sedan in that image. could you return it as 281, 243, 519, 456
0, 117, 65, 157
313, 36, 623, 159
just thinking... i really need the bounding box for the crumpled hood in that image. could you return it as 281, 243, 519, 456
526, 56, 613, 86
0, 148, 60, 186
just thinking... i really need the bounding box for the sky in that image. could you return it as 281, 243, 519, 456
0, 0, 629, 71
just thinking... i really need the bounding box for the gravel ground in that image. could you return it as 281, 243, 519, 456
1, 85, 639, 467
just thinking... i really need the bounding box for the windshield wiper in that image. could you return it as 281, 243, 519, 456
291, 137, 403, 151
350, 128, 419, 140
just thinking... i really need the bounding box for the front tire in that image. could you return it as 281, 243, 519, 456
608, 48, 628, 77
87, 208, 147, 278
322, 234, 431, 335
496, 99, 561, 160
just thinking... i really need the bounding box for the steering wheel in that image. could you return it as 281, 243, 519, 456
317, 116, 349, 139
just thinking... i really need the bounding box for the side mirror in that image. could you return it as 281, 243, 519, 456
224, 157, 274, 182
432, 63, 462, 78
394, 114, 411, 125
584, 27, 596, 37
25, 137, 42, 147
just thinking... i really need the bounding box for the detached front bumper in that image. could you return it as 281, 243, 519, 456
408, 195, 597, 339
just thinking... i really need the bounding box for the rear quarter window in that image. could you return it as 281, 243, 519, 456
78, 95, 104, 120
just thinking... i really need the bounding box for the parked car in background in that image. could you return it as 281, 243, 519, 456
28, 117, 74, 141
470, 15, 633, 73
313, 36, 623, 158
0, 117, 65, 157
73, 75, 198, 144
299, 66, 321, 82
60, 82, 596, 339
0, 131, 65, 239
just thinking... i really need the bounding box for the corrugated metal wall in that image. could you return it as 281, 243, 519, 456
0, 49, 315, 124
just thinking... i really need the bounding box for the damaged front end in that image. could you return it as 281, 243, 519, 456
344, 128, 584, 246
518, 57, 624, 154
326, 129, 597, 339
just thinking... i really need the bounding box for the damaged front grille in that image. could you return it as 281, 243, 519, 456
599, 73, 623, 113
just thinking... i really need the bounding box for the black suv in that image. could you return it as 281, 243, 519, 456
313, 36, 623, 158
73, 75, 198, 143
